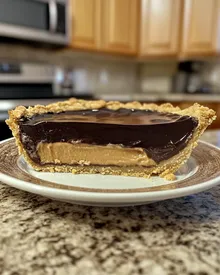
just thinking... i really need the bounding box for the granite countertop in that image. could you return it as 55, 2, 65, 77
1, 131, 220, 275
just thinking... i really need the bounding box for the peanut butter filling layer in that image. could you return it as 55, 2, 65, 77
37, 142, 156, 167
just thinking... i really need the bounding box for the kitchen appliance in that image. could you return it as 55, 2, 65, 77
173, 61, 207, 94
0, 0, 69, 46
0, 62, 94, 140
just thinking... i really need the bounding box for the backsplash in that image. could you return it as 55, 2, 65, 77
140, 62, 177, 94
70, 59, 137, 96
0, 43, 137, 96
1, 43, 220, 96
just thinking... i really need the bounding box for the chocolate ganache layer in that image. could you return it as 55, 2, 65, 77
18, 108, 198, 164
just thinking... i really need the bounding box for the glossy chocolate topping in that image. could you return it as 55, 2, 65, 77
23, 108, 185, 125
19, 108, 198, 164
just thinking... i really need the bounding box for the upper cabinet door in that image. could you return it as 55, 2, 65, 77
181, 0, 220, 56
71, 0, 101, 50
101, 0, 138, 55
140, 0, 181, 56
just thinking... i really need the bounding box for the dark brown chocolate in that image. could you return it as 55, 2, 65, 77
19, 108, 198, 164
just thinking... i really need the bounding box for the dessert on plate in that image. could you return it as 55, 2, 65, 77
6, 98, 216, 180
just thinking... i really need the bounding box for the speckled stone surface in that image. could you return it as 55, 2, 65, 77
1, 131, 220, 275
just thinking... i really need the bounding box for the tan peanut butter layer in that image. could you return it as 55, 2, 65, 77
37, 142, 156, 167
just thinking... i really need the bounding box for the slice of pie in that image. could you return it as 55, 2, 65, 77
6, 98, 216, 180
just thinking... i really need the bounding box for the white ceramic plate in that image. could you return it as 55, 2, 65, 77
0, 138, 220, 206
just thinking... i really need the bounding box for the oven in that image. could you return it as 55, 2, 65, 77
0, 0, 69, 45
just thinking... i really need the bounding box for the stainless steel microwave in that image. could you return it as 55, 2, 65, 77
0, 0, 69, 45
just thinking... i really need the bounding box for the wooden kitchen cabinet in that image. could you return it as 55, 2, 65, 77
70, 0, 101, 50
139, 0, 181, 56
181, 0, 220, 57
100, 0, 138, 55
70, 0, 220, 58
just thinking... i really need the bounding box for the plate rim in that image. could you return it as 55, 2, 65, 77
0, 137, 220, 203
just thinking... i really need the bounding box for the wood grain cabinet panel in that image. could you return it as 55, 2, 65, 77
101, 0, 138, 55
181, 0, 220, 56
71, 0, 101, 50
140, 0, 181, 56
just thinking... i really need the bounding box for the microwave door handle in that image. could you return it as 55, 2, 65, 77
49, 0, 58, 32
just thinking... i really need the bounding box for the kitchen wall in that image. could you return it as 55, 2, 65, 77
0, 43, 178, 95
58, 60, 220, 96
140, 62, 177, 94
1, 43, 220, 96
0, 43, 137, 97
70, 59, 137, 97
72, 60, 220, 96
